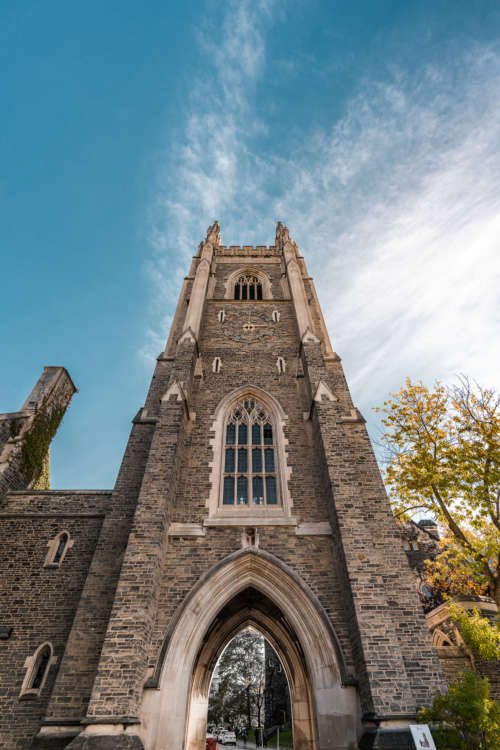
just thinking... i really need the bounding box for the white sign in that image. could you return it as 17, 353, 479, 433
409, 725, 437, 750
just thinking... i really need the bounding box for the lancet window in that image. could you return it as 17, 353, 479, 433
44, 530, 72, 567
53, 533, 69, 564
20, 642, 54, 698
234, 275, 263, 301
222, 399, 278, 507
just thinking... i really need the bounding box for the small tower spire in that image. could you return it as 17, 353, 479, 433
205, 220, 221, 247
275, 221, 291, 252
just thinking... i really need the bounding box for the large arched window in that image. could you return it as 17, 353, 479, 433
221, 398, 278, 507
234, 275, 263, 301
224, 268, 272, 300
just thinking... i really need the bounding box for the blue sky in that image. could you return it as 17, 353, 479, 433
1, 0, 500, 488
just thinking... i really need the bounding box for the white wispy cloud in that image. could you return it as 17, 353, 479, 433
143, 0, 280, 362
146, 0, 500, 444
272, 47, 500, 423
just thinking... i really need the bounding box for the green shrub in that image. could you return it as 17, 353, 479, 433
419, 670, 500, 749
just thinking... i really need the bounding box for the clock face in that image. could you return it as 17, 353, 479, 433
221, 306, 277, 346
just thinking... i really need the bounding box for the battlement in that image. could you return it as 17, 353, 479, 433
216, 244, 280, 257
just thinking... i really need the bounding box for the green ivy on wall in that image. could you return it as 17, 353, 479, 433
21, 407, 64, 489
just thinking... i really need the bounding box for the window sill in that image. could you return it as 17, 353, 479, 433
204, 512, 297, 527
19, 690, 40, 700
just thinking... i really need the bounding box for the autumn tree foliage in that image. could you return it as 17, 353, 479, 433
376, 376, 500, 604
447, 601, 500, 662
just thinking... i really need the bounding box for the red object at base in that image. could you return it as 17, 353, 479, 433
206, 738, 218, 750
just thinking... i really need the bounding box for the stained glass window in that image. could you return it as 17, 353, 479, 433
221, 398, 280, 508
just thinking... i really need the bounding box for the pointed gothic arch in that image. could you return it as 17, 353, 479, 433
224, 267, 273, 300
141, 548, 357, 750
206, 386, 293, 518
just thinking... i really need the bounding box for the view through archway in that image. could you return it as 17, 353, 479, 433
207, 627, 293, 749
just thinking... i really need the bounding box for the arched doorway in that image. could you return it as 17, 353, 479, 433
206, 626, 292, 743
141, 549, 358, 750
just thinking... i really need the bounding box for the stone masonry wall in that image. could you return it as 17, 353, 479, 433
0, 491, 109, 749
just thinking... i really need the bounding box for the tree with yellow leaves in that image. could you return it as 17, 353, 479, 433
376, 376, 500, 605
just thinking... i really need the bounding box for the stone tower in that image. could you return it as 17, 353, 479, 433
0, 224, 445, 750
0, 366, 76, 496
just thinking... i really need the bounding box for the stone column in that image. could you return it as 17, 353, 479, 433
179, 221, 220, 344
300, 340, 445, 747
276, 222, 317, 343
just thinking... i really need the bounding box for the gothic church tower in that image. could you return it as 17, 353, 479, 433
0, 223, 444, 750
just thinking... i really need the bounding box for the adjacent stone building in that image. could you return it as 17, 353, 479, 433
1, 223, 448, 750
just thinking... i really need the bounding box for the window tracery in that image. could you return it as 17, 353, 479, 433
234, 275, 263, 301
221, 398, 278, 507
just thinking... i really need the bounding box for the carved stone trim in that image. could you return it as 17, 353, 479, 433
339, 408, 366, 424
178, 326, 197, 344
295, 522, 332, 536
168, 523, 206, 537
204, 515, 297, 527
161, 381, 196, 421
313, 381, 337, 403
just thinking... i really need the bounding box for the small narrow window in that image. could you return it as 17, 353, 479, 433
212, 357, 222, 373
20, 642, 55, 698
32, 649, 51, 690
44, 531, 73, 567
218, 310, 226, 323
276, 357, 286, 374
53, 533, 69, 565
272, 310, 280, 322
